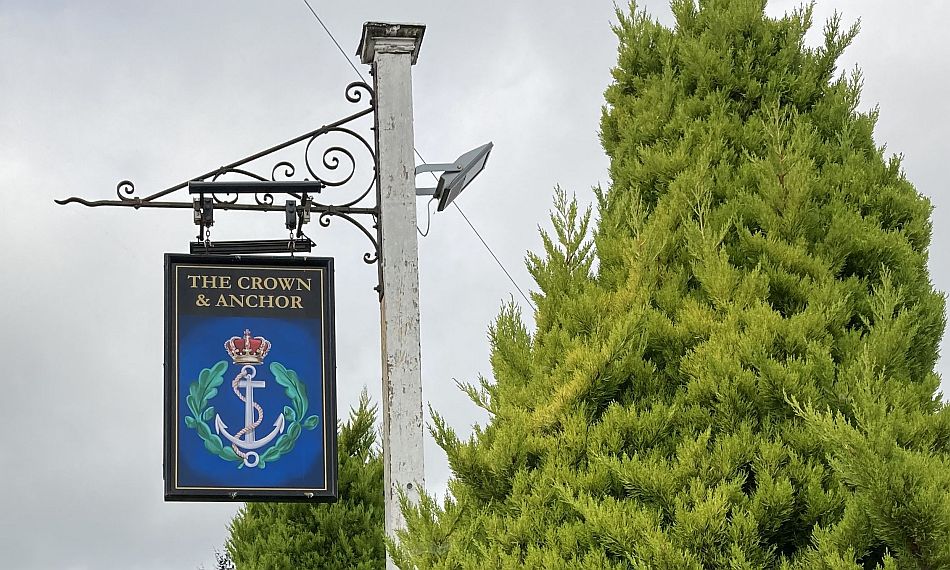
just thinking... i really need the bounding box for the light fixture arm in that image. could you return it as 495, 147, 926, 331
414, 163, 461, 175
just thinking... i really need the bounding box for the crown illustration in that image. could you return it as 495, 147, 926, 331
224, 329, 272, 364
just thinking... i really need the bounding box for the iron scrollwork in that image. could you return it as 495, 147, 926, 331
56, 81, 381, 273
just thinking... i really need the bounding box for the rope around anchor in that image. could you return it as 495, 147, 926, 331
231, 365, 264, 463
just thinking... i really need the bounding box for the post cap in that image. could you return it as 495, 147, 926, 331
358, 22, 426, 65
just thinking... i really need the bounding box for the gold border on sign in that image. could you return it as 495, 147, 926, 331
172, 263, 330, 493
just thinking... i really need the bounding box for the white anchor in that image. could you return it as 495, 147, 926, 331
214, 364, 285, 468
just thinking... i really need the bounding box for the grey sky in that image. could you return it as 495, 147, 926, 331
1, 1, 947, 568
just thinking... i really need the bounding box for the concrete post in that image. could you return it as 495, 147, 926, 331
358, 22, 426, 568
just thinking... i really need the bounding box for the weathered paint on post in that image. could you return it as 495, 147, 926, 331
358, 22, 426, 568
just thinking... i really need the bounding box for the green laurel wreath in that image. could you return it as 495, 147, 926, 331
184, 360, 320, 469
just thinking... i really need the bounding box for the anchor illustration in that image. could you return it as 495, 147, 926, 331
215, 329, 285, 468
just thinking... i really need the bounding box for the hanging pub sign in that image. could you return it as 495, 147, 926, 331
164, 254, 337, 502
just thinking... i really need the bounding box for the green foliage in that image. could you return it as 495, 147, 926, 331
396, 1, 950, 568
185, 361, 243, 465
227, 391, 385, 570
261, 362, 321, 468
272, 362, 309, 420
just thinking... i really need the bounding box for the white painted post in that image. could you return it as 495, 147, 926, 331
358, 22, 426, 569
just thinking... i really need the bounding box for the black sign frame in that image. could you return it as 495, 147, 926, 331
164, 254, 338, 502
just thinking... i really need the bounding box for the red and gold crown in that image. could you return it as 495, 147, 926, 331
224, 329, 271, 364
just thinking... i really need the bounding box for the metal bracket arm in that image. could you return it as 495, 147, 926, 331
188, 181, 325, 195
53, 81, 383, 279
413, 163, 460, 174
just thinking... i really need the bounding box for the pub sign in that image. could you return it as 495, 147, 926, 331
164, 254, 338, 501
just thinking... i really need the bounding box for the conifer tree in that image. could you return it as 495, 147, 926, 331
396, 1, 950, 568
227, 392, 384, 569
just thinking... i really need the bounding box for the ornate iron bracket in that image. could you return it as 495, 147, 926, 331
56, 81, 382, 292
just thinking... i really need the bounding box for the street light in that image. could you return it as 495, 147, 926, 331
415, 142, 493, 211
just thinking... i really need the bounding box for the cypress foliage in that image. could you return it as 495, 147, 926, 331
227, 392, 384, 570
396, 1, 950, 568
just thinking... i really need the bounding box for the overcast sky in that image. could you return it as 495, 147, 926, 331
1, 1, 948, 569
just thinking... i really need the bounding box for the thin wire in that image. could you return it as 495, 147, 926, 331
301, 1, 536, 312
451, 201, 536, 311
417, 196, 436, 237
302, 0, 367, 83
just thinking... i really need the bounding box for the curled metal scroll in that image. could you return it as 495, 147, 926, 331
272, 161, 296, 181
304, 126, 376, 207
318, 210, 379, 265
345, 81, 373, 105
116, 180, 136, 201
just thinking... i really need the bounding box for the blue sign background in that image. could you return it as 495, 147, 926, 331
177, 315, 327, 489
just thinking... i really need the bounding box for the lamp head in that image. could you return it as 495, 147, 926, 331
434, 142, 493, 211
